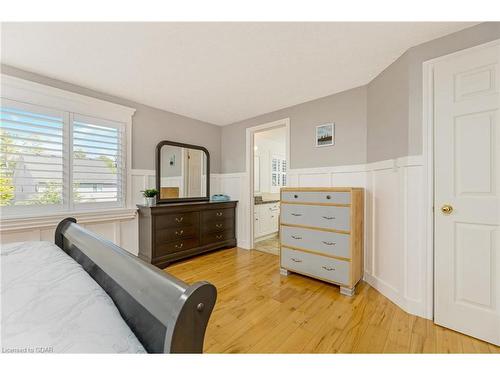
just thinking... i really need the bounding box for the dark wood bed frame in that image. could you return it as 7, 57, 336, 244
54, 217, 217, 353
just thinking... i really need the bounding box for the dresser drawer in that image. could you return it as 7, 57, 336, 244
201, 208, 235, 222
155, 225, 198, 244
155, 238, 200, 258
281, 204, 351, 231
155, 211, 199, 229
201, 229, 235, 245
281, 191, 350, 205
201, 217, 234, 234
281, 226, 350, 259
281, 247, 350, 285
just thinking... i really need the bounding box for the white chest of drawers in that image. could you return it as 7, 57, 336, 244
279, 187, 364, 296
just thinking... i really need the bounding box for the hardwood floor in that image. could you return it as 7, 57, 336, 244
254, 235, 280, 255
165, 247, 500, 353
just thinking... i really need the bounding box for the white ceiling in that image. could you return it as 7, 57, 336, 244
1, 22, 476, 125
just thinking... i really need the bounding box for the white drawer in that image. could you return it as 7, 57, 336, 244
282, 191, 350, 205
281, 204, 351, 231
281, 226, 350, 259
281, 247, 350, 285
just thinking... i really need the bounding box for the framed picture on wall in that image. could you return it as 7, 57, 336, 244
315, 123, 335, 147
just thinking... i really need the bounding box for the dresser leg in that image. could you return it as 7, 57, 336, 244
340, 286, 355, 296
280, 268, 290, 276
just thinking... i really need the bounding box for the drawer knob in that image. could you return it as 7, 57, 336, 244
175, 229, 184, 236
216, 223, 224, 228
216, 235, 223, 240
216, 211, 223, 217
326, 195, 331, 199
291, 235, 302, 240
175, 243, 184, 249
322, 266, 335, 271
294, 194, 298, 199
175, 217, 184, 223
291, 213, 302, 217
322, 241, 336, 246
322, 216, 335, 220
291, 258, 302, 263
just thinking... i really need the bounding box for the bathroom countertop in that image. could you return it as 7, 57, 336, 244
254, 199, 280, 205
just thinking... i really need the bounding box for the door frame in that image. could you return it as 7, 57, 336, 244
245, 118, 290, 250
422, 38, 500, 320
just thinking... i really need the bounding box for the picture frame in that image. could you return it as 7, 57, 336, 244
315, 123, 335, 147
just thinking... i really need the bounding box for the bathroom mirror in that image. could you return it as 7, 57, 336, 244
155, 140, 210, 203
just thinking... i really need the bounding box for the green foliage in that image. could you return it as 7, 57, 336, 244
142, 189, 159, 198
74, 149, 88, 159
0, 176, 14, 206
98, 155, 117, 174
0, 129, 17, 206
34, 182, 62, 205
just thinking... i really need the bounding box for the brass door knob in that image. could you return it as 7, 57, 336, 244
441, 204, 453, 215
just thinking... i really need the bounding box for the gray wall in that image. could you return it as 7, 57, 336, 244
367, 52, 409, 162
221, 85, 367, 173
0, 64, 222, 172
367, 22, 500, 162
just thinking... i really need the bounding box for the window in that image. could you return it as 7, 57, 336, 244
72, 114, 124, 208
0, 97, 127, 216
271, 154, 287, 192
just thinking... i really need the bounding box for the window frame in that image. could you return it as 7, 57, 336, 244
0, 74, 135, 219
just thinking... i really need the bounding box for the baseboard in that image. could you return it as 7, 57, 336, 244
364, 272, 429, 319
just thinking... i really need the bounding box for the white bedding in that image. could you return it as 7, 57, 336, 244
1, 241, 146, 353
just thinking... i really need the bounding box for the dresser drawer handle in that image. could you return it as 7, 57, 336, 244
216, 212, 223, 217
291, 213, 302, 217
175, 217, 184, 223
216, 235, 223, 240
326, 195, 331, 199
291, 258, 302, 263
216, 223, 224, 228
322, 241, 336, 246
291, 235, 302, 240
322, 266, 335, 271
322, 216, 335, 220
174, 243, 184, 249
294, 194, 298, 199
175, 229, 184, 236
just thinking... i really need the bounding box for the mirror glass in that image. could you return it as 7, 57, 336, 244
158, 142, 209, 201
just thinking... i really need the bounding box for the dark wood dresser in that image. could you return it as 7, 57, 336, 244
137, 201, 237, 268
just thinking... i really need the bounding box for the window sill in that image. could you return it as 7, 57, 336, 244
0, 207, 137, 232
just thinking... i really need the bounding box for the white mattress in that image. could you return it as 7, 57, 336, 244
1, 241, 146, 353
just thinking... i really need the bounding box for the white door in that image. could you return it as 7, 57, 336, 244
434, 41, 500, 345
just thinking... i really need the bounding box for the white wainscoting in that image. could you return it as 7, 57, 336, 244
287, 156, 429, 319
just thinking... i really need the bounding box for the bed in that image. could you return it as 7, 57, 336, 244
1, 218, 217, 354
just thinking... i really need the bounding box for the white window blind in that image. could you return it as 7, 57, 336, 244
271, 155, 287, 192
72, 114, 124, 208
0, 98, 127, 216
0, 100, 66, 210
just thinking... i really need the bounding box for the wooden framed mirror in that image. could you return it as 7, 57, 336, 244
155, 140, 210, 203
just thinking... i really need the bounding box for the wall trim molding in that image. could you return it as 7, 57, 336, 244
286, 155, 423, 176
0, 208, 137, 232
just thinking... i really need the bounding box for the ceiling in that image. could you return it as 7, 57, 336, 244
1, 22, 476, 125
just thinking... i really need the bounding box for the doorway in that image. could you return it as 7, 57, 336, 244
245, 118, 290, 253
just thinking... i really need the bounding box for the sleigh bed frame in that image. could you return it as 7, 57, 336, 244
54, 217, 217, 353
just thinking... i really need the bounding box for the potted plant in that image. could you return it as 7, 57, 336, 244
141, 189, 159, 207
